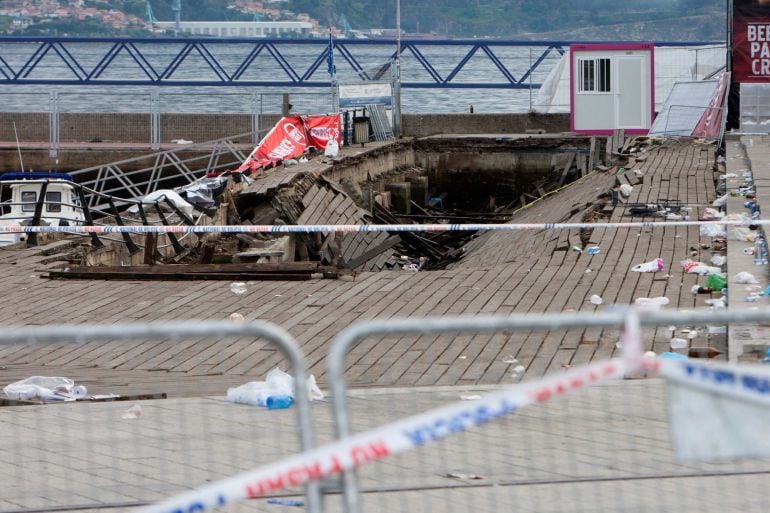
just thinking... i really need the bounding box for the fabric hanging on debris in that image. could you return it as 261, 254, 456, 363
648, 74, 728, 140
236, 115, 341, 174
303, 114, 342, 151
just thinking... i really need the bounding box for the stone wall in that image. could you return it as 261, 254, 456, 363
402, 113, 571, 137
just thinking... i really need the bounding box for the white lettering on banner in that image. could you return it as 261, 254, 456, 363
309, 126, 340, 141
267, 138, 296, 160
283, 123, 306, 145
748, 24, 770, 75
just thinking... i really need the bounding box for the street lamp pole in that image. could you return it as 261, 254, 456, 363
393, 0, 402, 138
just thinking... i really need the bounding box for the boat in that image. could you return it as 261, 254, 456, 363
0, 172, 86, 246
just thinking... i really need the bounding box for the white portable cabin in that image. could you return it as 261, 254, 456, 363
570, 43, 655, 135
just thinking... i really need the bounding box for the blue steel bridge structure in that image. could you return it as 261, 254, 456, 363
0, 37, 721, 90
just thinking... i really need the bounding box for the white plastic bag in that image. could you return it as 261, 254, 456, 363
631, 257, 664, 273
226, 368, 324, 406
3, 376, 75, 401
734, 272, 759, 285
699, 224, 725, 238
634, 297, 670, 308
619, 184, 633, 197
712, 194, 728, 207
324, 139, 339, 157
730, 227, 758, 242
681, 259, 723, 276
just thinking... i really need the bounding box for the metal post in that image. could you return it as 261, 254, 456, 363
251, 92, 259, 146
529, 48, 533, 112
393, 0, 402, 138
151, 89, 160, 150
48, 91, 59, 158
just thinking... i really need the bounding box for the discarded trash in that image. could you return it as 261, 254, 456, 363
631, 258, 664, 273
619, 184, 634, 197
4, 376, 78, 401
692, 285, 710, 294
699, 223, 727, 237
644, 351, 657, 360
730, 227, 758, 242
705, 297, 727, 308
710, 255, 726, 266
701, 208, 724, 221
634, 297, 670, 308
72, 385, 88, 399
585, 268, 592, 273
460, 395, 482, 401
228, 312, 245, 323
746, 295, 761, 302
501, 355, 518, 364
171, 138, 193, 144
734, 272, 759, 284
687, 329, 699, 339
122, 404, 142, 419
445, 473, 486, 480
267, 499, 305, 507
265, 395, 294, 410
589, 294, 603, 305
660, 352, 688, 360
670, 338, 688, 349
688, 347, 722, 358
511, 365, 525, 379
324, 139, 339, 157
615, 341, 622, 349
706, 274, 727, 291
572, 245, 583, 253
681, 259, 722, 276
226, 368, 324, 407
712, 194, 728, 207
586, 246, 600, 255
230, 282, 247, 294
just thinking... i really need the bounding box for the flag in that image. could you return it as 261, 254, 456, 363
326, 30, 334, 77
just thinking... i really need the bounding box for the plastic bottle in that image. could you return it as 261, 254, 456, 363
265, 395, 293, 409
754, 236, 768, 265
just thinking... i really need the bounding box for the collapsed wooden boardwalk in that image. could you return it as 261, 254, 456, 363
0, 139, 719, 398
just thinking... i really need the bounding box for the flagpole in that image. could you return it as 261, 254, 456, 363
328, 28, 337, 116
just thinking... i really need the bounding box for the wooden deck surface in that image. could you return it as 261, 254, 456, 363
0, 139, 720, 398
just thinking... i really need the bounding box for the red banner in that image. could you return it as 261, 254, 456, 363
303, 114, 342, 151
733, 0, 770, 82
236, 116, 308, 173
692, 72, 730, 140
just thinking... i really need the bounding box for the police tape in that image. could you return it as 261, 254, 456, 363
139, 358, 629, 513
660, 357, 770, 406
0, 218, 764, 235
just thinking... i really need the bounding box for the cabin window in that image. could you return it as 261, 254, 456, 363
21, 191, 36, 212
578, 57, 611, 93
46, 191, 62, 213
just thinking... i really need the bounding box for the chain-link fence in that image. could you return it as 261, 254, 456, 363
324, 310, 770, 513
0, 321, 321, 513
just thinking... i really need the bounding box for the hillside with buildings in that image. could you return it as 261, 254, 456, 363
0, 0, 726, 40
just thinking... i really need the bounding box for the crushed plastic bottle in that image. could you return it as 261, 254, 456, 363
670, 338, 688, 349
230, 282, 247, 294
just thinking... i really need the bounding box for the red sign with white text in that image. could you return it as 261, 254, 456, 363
236, 116, 308, 173
303, 114, 342, 151
733, 0, 770, 82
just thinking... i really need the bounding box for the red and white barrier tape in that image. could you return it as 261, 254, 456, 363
139, 358, 630, 513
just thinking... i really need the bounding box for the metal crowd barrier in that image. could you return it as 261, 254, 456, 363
326, 309, 770, 513
0, 321, 321, 513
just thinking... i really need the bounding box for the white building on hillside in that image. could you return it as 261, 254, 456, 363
154, 21, 312, 38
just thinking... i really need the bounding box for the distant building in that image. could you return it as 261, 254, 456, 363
153, 20, 312, 37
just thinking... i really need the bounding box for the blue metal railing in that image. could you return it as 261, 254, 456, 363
0, 36, 722, 89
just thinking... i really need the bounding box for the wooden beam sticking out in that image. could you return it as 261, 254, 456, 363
143, 233, 157, 265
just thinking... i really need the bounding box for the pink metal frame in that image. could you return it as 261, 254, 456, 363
569, 43, 655, 135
